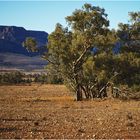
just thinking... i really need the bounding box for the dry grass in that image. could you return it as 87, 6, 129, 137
0, 84, 140, 139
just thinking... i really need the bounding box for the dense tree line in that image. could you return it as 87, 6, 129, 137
23, 4, 140, 101
0, 72, 62, 84
0, 71, 23, 84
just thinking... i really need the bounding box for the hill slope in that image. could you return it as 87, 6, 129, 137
0, 25, 48, 56
0, 25, 48, 70
0, 53, 47, 71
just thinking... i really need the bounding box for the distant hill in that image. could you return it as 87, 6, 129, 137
0, 25, 48, 70
0, 25, 48, 56
0, 53, 47, 71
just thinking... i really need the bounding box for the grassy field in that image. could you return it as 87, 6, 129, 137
0, 84, 140, 139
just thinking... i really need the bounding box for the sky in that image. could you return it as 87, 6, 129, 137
0, 1, 140, 33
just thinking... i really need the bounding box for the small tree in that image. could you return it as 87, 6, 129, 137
22, 37, 38, 52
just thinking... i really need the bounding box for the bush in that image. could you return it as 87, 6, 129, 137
46, 74, 63, 84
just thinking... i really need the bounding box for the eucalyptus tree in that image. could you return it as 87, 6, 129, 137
45, 3, 110, 100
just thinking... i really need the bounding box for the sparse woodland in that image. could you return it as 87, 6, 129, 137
23, 3, 140, 101
0, 3, 140, 139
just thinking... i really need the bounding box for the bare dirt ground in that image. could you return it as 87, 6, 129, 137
0, 84, 140, 139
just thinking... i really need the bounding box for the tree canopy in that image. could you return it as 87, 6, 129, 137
22, 37, 38, 52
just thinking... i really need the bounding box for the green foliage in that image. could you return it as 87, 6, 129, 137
34, 74, 47, 83
22, 37, 38, 52
0, 71, 23, 84
115, 11, 140, 90
46, 74, 63, 84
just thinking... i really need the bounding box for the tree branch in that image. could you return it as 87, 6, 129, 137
42, 55, 56, 65
73, 45, 90, 68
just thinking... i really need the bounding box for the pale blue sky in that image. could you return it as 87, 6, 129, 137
0, 1, 140, 33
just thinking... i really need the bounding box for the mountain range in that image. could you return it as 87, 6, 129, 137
0, 25, 48, 71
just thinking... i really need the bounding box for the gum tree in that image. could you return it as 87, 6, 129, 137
45, 3, 110, 101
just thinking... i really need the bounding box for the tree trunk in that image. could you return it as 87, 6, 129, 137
76, 84, 82, 101
81, 86, 88, 99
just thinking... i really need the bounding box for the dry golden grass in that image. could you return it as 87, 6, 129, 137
0, 84, 140, 139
